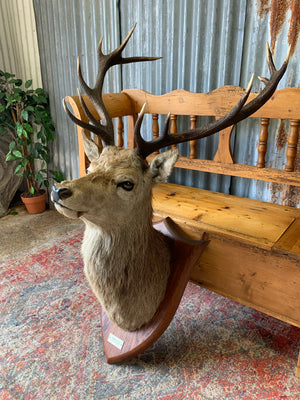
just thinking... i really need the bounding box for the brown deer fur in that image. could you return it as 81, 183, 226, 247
53, 133, 179, 331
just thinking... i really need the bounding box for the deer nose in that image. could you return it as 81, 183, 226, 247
51, 186, 73, 202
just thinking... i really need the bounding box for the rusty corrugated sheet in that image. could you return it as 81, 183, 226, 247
232, 0, 300, 205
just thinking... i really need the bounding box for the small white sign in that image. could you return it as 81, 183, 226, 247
107, 333, 124, 350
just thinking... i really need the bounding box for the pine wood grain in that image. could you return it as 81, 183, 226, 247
152, 182, 298, 250
275, 218, 300, 255
123, 87, 300, 119
147, 155, 300, 186
189, 234, 300, 329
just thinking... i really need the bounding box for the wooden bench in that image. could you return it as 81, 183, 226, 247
65, 85, 300, 376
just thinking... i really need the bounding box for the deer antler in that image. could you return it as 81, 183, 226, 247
134, 43, 291, 159
63, 23, 161, 146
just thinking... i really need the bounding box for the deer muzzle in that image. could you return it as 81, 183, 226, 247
51, 185, 84, 219
51, 186, 73, 202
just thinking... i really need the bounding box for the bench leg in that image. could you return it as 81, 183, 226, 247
296, 349, 300, 378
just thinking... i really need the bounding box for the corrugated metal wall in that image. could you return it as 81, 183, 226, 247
31, 0, 300, 204
119, 0, 247, 195
0, 0, 42, 88
33, 0, 120, 179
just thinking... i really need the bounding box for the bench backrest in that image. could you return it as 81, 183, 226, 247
65, 86, 300, 189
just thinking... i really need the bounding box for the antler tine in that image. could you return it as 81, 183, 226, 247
65, 23, 161, 147
241, 42, 290, 117
62, 98, 113, 142
135, 44, 290, 159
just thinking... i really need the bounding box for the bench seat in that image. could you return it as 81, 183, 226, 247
153, 182, 300, 329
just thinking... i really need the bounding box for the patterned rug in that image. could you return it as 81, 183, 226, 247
1, 227, 300, 400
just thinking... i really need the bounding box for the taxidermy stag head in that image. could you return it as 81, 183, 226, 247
52, 24, 289, 331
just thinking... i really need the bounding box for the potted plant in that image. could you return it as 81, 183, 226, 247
0, 70, 64, 214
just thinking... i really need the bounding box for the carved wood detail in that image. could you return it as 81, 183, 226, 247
214, 124, 234, 164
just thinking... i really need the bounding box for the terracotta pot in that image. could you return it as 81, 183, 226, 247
21, 191, 47, 214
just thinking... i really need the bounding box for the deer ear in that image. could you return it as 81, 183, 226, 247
149, 148, 179, 182
82, 131, 101, 162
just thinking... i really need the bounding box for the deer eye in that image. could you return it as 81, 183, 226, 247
117, 181, 134, 191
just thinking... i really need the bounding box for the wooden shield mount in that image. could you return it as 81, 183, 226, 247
101, 217, 209, 363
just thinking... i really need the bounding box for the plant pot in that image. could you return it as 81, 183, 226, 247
21, 191, 47, 214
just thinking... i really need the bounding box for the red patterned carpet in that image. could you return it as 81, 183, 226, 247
1, 227, 300, 399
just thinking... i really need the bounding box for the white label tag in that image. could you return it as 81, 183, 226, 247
107, 333, 124, 350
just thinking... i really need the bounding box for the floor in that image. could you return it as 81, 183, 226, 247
0, 203, 83, 263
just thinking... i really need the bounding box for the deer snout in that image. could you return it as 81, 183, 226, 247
51, 186, 73, 202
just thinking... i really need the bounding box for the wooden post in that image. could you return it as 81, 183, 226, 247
170, 114, 178, 149
296, 349, 300, 378
285, 119, 300, 172
152, 114, 159, 154
127, 113, 138, 150
64, 96, 90, 176
257, 118, 270, 168
189, 115, 197, 159
117, 117, 124, 148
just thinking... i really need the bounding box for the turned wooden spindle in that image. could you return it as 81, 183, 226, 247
296, 350, 300, 378
285, 119, 300, 172
152, 114, 159, 154
170, 115, 178, 149
257, 118, 270, 168
117, 117, 124, 148
189, 115, 197, 159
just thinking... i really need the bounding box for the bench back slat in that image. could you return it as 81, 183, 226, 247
65, 86, 300, 189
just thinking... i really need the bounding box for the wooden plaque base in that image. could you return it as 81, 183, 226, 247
101, 217, 209, 363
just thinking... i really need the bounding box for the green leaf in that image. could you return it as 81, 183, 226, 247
16, 137, 27, 147
6, 153, 15, 161
50, 170, 65, 182
35, 172, 44, 182
12, 150, 22, 158
20, 110, 29, 121
9, 78, 22, 86
46, 130, 55, 141
25, 79, 32, 88
30, 186, 35, 195
22, 129, 28, 139
43, 179, 49, 188
12, 88, 23, 96
23, 123, 33, 133
9, 141, 16, 151
16, 122, 23, 137
40, 151, 50, 163
22, 158, 28, 167
14, 164, 22, 174
4, 72, 15, 79
36, 95, 47, 104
